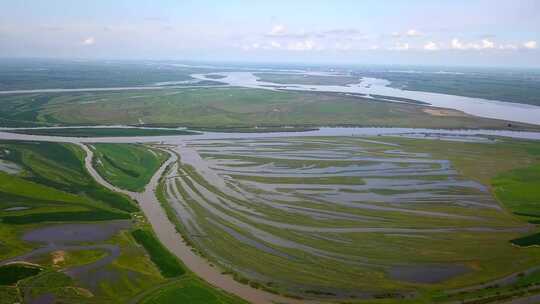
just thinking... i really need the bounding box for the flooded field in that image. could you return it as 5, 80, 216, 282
158, 136, 538, 295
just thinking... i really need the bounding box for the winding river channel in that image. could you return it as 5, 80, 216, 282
80, 144, 305, 304
193, 71, 540, 125
1, 127, 540, 303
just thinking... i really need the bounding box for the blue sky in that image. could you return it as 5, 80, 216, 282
1, 0, 539, 66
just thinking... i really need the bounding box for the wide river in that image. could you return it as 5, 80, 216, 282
191, 71, 540, 125
1, 69, 540, 125
1, 126, 540, 143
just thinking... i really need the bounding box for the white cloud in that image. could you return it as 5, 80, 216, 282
82, 37, 95, 45
270, 41, 281, 48
390, 29, 421, 38
451, 38, 464, 50
481, 39, 495, 49
451, 38, 495, 50
287, 39, 315, 51
334, 42, 352, 51
523, 40, 537, 49
391, 42, 409, 51
406, 29, 421, 37
268, 24, 286, 36
242, 42, 261, 51
499, 44, 518, 50
424, 41, 439, 51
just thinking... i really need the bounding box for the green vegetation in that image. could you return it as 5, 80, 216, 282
1, 87, 537, 130
511, 233, 540, 247
2, 210, 129, 224
92, 143, 168, 192
8, 127, 198, 137
157, 136, 540, 301
433, 268, 540, 304
0, 263, 42, 285
0, 59, 204, 91
131, 229, 185, 278
0, 286, 19, 304
138, 276, 247, 304
0, 138, 247, 304
0, 141, 137, 226
492, 163, 540, 219
18, 271, 75, 301
358, 68, 540, 106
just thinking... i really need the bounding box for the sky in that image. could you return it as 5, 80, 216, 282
1, 0, 539, 67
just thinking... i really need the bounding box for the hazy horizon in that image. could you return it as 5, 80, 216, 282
1, 0, 539, 67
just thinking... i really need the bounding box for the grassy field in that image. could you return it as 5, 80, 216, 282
155, 135, 540, 302
138, 276, 248, 304
8, 127, 198, 137
131, 229, 185, 277
92, 143, 168, 192
0, 59, 213, 90
0, 140, 160, 303
0, 263, 42, 285
1, 87, 537, 130
493, 163, 540, 219
0, 141, 136, 227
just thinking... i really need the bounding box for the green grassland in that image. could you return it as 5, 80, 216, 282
0, 263, 42, 285
1, 87, 537, 130
0, 59, 208, 91
138, 276, 247, 304
0, 141, 136, 227
92, 143, 168, 192
0, 141, 161, 303
131, 229, 185, 277
9, 127, 198, 137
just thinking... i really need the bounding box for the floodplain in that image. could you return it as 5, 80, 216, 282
155, 135, 540, 301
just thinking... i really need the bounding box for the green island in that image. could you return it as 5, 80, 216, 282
1, 88, 538, 131
6, 127, 199, 137
91, 143, 169, 192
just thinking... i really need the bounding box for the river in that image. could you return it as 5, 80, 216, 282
191, 72, 540, 125
78, 144, 306, 304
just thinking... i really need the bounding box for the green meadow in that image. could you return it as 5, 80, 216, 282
92, 143, 168, 192
1, 87, 538, 130
9, 127, 198, 137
